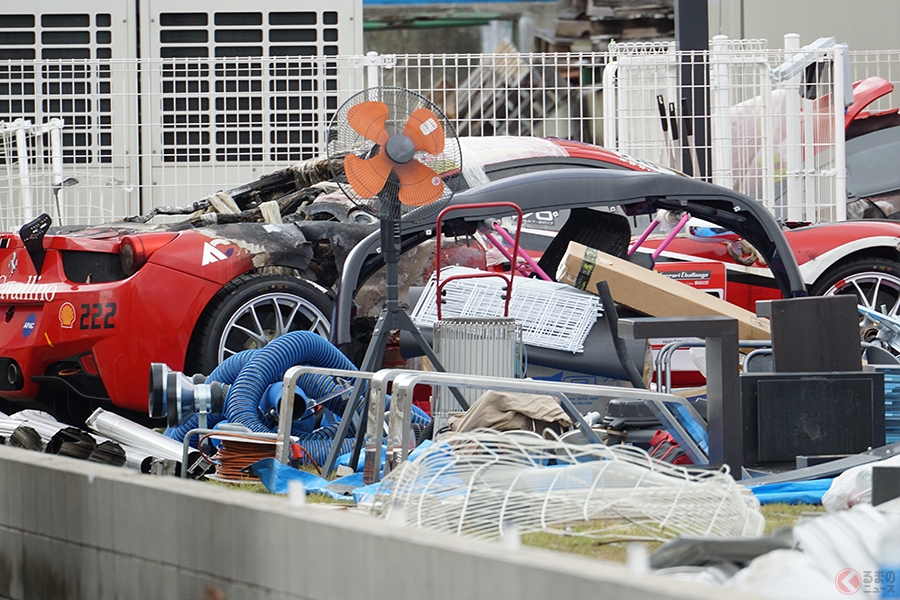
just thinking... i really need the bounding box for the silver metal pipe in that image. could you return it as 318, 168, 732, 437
85, 408, 183, 462
279, 365, 374, 464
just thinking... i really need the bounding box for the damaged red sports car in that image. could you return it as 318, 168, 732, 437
0, 135, 892, 423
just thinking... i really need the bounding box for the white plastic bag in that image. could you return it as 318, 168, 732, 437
823, 452, 900, 511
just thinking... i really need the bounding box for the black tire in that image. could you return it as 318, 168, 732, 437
186, 273, 333, 375
811, 257, 900, 343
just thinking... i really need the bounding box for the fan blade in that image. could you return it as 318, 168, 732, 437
344, 152, 393, 198
347, 101, 390, 146
402, 108, 445, 156
395, 160, 445, 207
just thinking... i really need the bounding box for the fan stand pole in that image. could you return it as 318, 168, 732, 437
322, 221, 465, 477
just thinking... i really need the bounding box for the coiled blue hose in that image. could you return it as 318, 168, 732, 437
166, 331, 432, 466
223, 331, 365, 464
225, 331, 356, 432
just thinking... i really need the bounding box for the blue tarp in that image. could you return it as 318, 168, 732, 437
248, 440, 440, 502
748, 479, 834, 505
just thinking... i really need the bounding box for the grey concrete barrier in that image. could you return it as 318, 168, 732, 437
0, 445, 764, 600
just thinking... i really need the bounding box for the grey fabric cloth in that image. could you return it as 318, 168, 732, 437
448, 390, 573, 434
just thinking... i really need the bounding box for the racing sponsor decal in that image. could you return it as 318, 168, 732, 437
22, 313, 35, 338
201, 239, 235, 266
659, 269, 712, 281
0, 275, 57, 301
59, 302, 76, 328
79, 302, 116, 330
7, 252, 16, 277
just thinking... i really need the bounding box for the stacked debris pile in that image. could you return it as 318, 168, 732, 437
535, 0, 674, 53
430, 40, 596, 144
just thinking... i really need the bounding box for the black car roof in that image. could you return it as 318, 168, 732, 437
332, 168, 806, 349
412, 168, 804, 297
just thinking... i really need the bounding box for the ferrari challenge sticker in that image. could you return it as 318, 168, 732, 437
22, 313, 35, 338
59, 302, 76, 329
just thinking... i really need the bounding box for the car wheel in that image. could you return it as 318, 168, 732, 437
811, 257, 900, 345
186, 273, 333, 374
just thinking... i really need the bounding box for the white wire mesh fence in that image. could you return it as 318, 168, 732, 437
0, 36, 895, 229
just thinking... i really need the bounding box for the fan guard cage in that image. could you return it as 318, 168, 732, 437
326, 87, 462, 223
368, 430, 765, 542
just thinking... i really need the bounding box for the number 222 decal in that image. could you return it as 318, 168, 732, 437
79, 303, 116, 330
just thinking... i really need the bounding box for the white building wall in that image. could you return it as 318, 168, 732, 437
709, 0, 900, 51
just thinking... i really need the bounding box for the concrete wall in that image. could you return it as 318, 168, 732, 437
709, 0, 900, 51
0, 445, 764, 600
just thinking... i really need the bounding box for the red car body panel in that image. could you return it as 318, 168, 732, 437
653, 219, 900, 294
0, 228, 259, 412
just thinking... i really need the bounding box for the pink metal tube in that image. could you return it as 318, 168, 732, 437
627, 218, 660, 255
651, 212, 690, 260
491, 221, 552, 281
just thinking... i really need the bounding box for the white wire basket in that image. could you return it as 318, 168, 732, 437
411, 266, 600, 353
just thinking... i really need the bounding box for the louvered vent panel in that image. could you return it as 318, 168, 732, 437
152, 8, 348, 168
0, 11, 123, 165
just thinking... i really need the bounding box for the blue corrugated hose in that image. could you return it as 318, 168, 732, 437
165, 332, 431, 466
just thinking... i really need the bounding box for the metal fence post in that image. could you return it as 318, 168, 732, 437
783, 34, 803, 222
709, 36, 732, 190
13, 120, 32, 222
833, 43, 848, 221
365, 51, 381, 89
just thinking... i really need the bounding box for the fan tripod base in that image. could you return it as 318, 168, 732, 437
321, 305, 465, 477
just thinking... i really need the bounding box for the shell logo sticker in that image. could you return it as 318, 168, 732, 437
59, 302, 76, 329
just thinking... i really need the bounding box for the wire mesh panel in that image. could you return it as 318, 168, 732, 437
0, 1, 364, 226
139, 0, 363, 210
602, 37, 845, 223
0, 33, 887, 227
0, 3, 140, 225
411, 266, 599, 353
604, 41, 679, 168
0, 118, 129, 230
849, 49, 900, 112
381, 47, 608, 147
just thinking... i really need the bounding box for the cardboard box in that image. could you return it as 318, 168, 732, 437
557, 241, 771, 341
